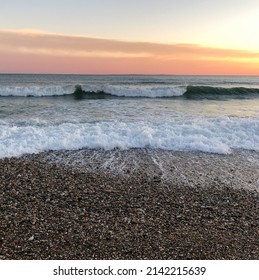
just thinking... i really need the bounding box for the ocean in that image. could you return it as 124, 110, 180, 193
0, 74, 258, 158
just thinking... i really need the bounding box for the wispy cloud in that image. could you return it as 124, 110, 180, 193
1, 29, 259, 74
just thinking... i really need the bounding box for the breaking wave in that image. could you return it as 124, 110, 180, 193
1, 84, 259, 100
0, 117, 258, 158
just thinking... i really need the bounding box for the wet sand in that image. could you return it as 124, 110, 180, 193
0, 149, 258, 259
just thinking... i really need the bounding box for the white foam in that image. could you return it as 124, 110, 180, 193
82, 85, 187, 98
0, 117, 258, 158
0, 84, 186, 97
0, 85, 74, 96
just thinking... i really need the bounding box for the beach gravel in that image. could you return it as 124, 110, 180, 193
0, 149, 258, 259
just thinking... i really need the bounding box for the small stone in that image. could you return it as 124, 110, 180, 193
28, 236, 34, 241
153, 176, 161, 183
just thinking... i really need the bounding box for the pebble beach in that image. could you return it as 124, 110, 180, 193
0, 149, 258, 260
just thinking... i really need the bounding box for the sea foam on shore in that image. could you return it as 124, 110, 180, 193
39, 148, 259, 192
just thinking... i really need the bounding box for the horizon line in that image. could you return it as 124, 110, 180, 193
1, 72, 259, 77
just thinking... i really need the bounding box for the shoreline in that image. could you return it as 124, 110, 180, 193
0, 149, 258, 259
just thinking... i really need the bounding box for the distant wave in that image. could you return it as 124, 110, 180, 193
0, 85, 74, 97
1, 84, 259, 100
185, 86, 259, 100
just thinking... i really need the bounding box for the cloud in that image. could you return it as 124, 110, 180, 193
0, 29, 259, 74
1, 29, 259, 60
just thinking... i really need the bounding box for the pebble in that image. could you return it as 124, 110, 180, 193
0, 150, 258, 260
28, 236, 34, 241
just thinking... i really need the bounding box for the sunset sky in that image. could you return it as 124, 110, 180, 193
1, 0, 259, 74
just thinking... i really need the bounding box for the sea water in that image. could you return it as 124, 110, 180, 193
0, 74, 258, 158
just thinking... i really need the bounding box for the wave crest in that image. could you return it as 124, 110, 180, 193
185, 86, 259, 99
1, 84, 259, 99
0, 85, 75, 97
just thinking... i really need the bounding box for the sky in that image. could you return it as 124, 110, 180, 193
0, 0, 259, 74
